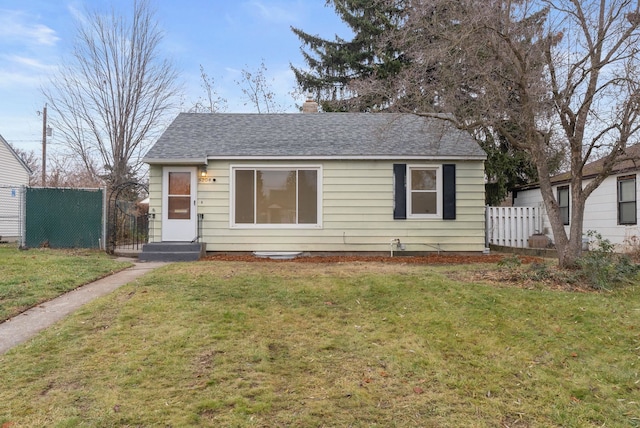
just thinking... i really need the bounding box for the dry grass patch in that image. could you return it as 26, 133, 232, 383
0, 260, 639, 427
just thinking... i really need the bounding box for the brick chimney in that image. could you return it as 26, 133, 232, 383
302, 95, 319, 113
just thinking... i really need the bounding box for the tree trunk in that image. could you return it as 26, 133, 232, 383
554, 223, 582, 269
532, 135, 586, 269
545, 181, 586, 269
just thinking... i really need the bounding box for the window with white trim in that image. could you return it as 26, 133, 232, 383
557, 186, 569, 225
618, 175, 636, 225
407, 165, 442, 218
232, 166, 321, 227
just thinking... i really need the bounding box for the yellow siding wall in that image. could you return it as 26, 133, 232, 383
148, 159, 486, 253
148, 164, 162, 243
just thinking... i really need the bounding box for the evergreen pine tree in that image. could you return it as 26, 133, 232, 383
291, 0, 405, 111
293, 1, 551, 205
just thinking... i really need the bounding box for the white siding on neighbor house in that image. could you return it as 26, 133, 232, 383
513, 173, 640, 251
0, 141, 29, 186
0, 186, 25, 239
0, 140, 29, 238
148, 159, 486, 253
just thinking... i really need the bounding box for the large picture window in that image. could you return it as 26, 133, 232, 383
618, 175, 637, 225
407, 165, 442, 218
557, 186, 569, 225
232, 166, 321, 227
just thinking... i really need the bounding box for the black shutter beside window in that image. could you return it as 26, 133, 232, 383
393, 164, 406, 219
442, 164, 456, 220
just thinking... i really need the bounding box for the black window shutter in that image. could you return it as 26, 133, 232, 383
443, 164, 456, 220
393, 164, 406, 219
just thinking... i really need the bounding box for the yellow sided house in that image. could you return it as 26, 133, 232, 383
141, 110, 487, 261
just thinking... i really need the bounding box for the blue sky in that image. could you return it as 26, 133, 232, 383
0, 0, 350, 153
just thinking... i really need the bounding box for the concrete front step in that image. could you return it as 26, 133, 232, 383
138, 242, 206, 262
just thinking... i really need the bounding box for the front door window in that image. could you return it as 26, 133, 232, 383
168, 172, 191, 219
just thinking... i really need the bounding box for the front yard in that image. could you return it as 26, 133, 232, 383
0, 245, 132, 322
0, 255, 638, 427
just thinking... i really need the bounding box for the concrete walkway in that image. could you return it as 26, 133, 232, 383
0, 260, 167, 355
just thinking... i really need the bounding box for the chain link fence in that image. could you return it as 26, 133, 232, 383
1, 185, 151, 251
24, 187, 104, 248
0, 185, 26, 244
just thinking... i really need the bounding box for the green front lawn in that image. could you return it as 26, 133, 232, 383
0, 246, 132, 322
0, 260, 638, 427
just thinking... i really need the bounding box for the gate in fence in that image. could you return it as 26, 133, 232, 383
486, 206, 541, 248
106, 182, 149, 254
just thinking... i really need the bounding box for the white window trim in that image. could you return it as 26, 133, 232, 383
407, 164, 442, 219
230, 164, 323, 229
557, 185, 570, 226
618, 175, 637, 225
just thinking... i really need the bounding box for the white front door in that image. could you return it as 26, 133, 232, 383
162, 167, 197, 241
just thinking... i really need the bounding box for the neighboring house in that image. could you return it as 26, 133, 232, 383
513, 144, 640, 251
0, 134, 31, 240
143, 108, 487, 255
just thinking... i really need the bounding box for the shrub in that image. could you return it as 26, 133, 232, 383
577, 231, 640, 290
497, 254, 522, 268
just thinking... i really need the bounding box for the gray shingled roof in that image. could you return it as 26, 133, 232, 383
143, 112, 486, 163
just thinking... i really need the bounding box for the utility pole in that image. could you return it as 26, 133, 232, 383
41, 104, 47, 187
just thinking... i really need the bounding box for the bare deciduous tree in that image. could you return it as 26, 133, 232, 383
46, 151, 104, 188
10, 143, 104, 188
43, 0, 179, 189
236, 60, 286, 113
189, 65, 228, 113
357, 0, 640, 267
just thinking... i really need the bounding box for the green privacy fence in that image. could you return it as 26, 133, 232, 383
25, 188, 104, 248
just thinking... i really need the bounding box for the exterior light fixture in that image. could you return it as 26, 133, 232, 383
200, 165, 207, 177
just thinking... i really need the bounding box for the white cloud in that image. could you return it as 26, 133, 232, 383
243, 1, 300, 24
0, 70, 41, 89
0, 10, 60, 47
27, 24, 59, 46
0, 53, 57, 91
5, 55, 56, 71
66, 2, 88, 27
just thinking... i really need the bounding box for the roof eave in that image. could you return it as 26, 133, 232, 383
143, 158, 208, 165
205, 154, 487, 161
145, 155, 486, 163
515, 167, 640, 192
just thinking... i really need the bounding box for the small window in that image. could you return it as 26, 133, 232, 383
232, 166, 321, 228
618, 176, 636, 225
557, 186, 569, 225
407, 165, 442, 218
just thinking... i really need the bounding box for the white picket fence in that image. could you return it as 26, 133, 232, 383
486, 206, 541, 248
